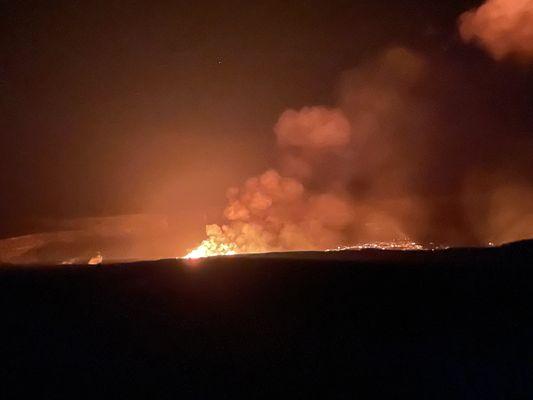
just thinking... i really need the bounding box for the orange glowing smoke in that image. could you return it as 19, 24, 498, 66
181, 46, 533, 259
459, 0, 533, 60
181, 48, 428, 258
184, 227, 238, 259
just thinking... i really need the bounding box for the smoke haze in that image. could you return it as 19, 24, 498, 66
2, 1, 533, 262
459, 0, 533, 60
192, 47, 533, 254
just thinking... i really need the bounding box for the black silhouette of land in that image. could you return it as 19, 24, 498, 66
1, 241, 532, 398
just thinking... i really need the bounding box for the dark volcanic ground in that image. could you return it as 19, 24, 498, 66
1, 241, 532, 398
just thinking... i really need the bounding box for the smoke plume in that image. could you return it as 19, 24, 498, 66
459, 0, 533, 60
190, 46, 533, 255
194, 48, 428, 253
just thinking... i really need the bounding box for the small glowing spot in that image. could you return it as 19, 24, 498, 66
88, 253, 103, 265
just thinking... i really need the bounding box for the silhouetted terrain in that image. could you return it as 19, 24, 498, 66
1, 241, 532, 398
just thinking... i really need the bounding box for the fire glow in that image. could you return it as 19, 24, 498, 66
178, 49, 433, 261
181, 45, 533, 259
182, 239, 425, 259
182, 220, 428, 260
184, 240, 237, 259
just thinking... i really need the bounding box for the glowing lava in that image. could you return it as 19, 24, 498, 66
183, 239, 238, 259
182, 238, 426, 259
326, 241, 426, 251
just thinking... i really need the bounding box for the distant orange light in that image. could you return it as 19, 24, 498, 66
183, 239, 237, 259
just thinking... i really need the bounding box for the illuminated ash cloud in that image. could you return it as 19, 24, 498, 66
459, 0, 533, 61
186, 48, 431, 256
275, 106, 351, 149
185, 45, 533, 257
202, 169, 355, 253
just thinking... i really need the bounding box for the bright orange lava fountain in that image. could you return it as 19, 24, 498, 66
183, 239, 238, 259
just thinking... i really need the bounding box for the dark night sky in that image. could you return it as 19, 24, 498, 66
1, 0, 532, 238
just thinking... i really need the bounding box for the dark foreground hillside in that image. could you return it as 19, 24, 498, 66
1, 241, 532, 398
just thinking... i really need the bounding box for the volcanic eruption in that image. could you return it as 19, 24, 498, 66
3, 3, 533, 398
184, 45, 533, 259
1, 1, 531, 265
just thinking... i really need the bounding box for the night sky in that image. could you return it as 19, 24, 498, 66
1, 0, 532, 239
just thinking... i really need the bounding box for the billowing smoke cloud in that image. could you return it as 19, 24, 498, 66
275, 107, 351, 149
459, 0, 533, 60
203, 169, 354, 253
192, 48, 430, 254
190, 46, 533, 256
